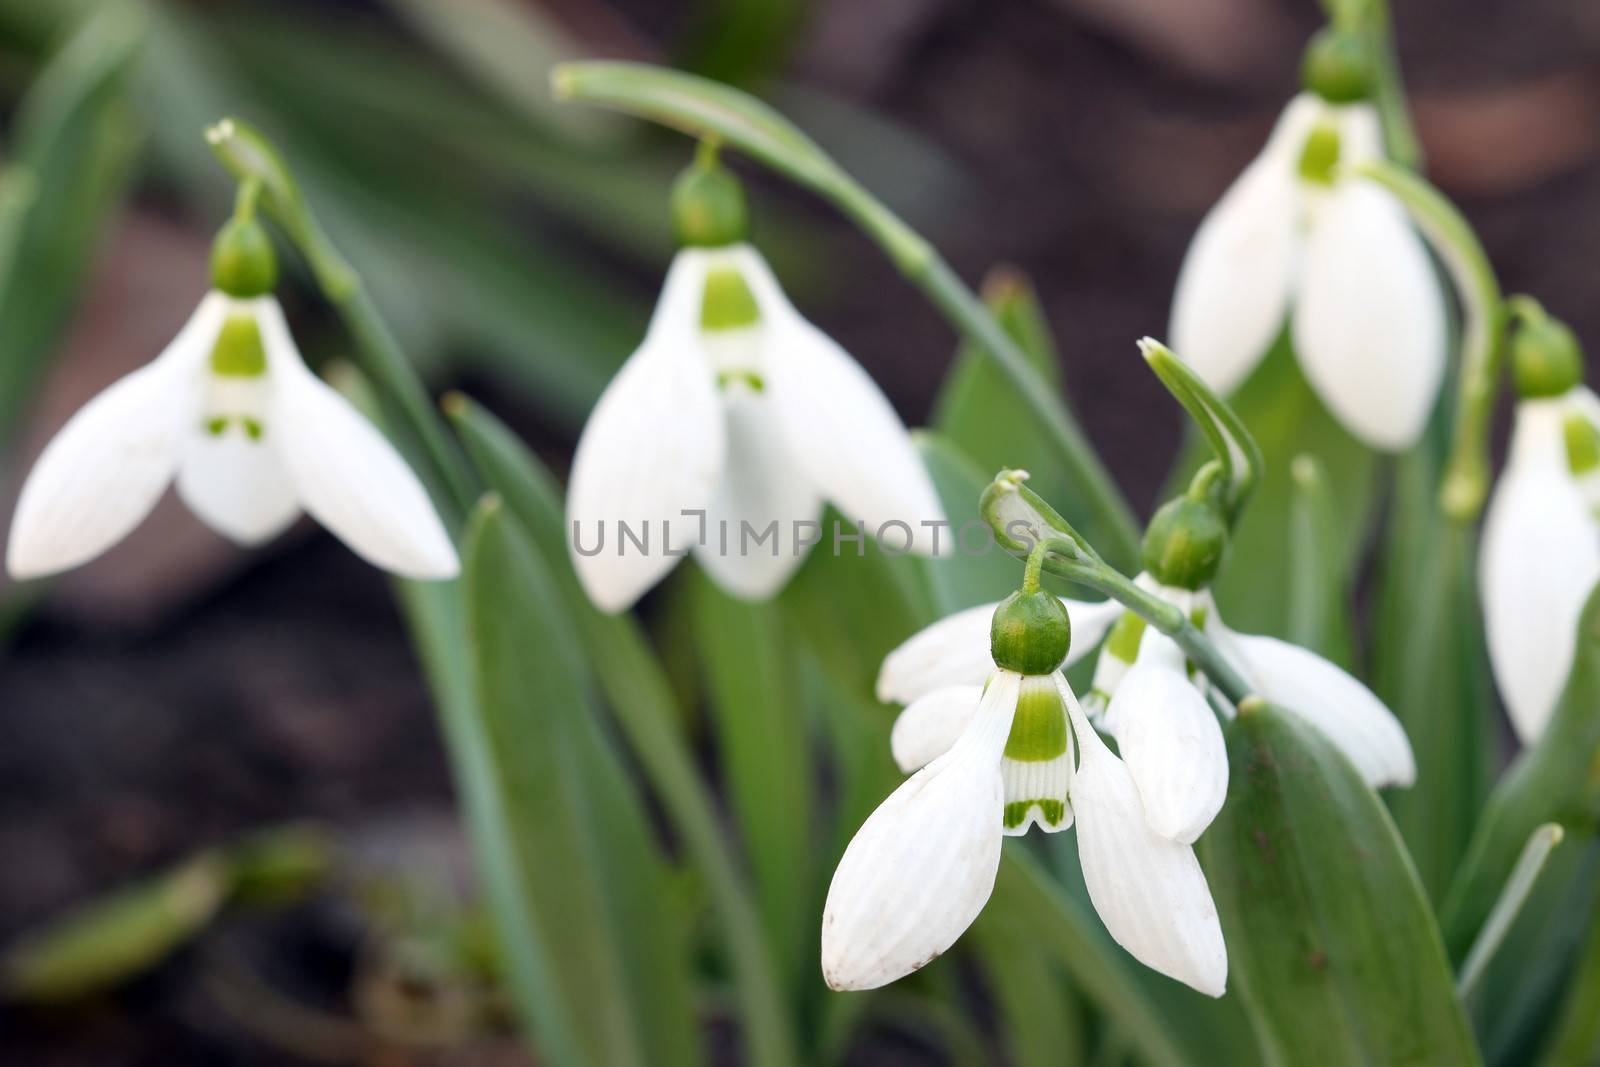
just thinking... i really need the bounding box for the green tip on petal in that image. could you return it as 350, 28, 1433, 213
209, 313, 269, 378
700, 267, 761, 331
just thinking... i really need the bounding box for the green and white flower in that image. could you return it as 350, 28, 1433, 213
566, 243, 946, 612
1170, 93, 1446, 451
1479, 386, 1600, 742
6, 292, 458, 581
824, 592, 1228, 996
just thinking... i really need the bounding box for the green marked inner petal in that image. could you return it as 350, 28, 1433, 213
209, 313, 269, 378
1004, 799, 1066, 829
1003, 681, 1068, 761
204, 416, 229, 436
1297, 122, 1341, 186
1103, 610, 1147, 664
1564, 412, 1600, 476
700, 267, 761, 332
716, 370, 765, 393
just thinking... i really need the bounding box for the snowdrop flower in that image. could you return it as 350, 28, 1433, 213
1480, 307, 1600, 742
7, 215, 457, 581
1169, 85, 1446, 450
567, 152, 945, 612
824, 587, 1229, 996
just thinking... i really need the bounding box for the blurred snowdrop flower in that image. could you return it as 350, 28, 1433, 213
825, 589, 1229, 997
566, 153, 945, 613
7, 217, 457, 582
1169, 91, 1446, 450
1480, 306, 1600, 743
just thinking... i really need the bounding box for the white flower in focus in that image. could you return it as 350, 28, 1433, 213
7, 293, 458, 581
566, 243, 946, 612
1170, 93, 1447, 450
885, 574, 1416, 794
824, 594, 1228, 996
1480, 387, 1600, 743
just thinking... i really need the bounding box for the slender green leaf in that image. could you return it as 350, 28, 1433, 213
457, 497, 685, 1066
1442, 584, 1600, 960
446, 396, 799, 1067
969, 910, 1085, 1067
693, 575, 815, 993
0, 2, 144, 435
1534, 861, 1600, 1067
1202, 703, 1482, 1066
1284, 454, 1349, 662
2, 855, 228, 1002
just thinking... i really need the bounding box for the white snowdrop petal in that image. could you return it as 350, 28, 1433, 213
1226, 630, 1417, 787
730, 246, 948, 555
1064, 678, 1228, 997
1480, 399, 1600, 743
690, 387, 821, 601
1104, 633, 1228, 843
1334, 102, 1386, 165
255, 299, 459, 580
891, 685, 983, 773
177, 428, 300, 545
1169, 96, 1320, 395
821, 671, 1019, 991
565, 251, 727, 611
7, 294, 224, 578
1293, 180, 1446, 450
877, 602, 999, 704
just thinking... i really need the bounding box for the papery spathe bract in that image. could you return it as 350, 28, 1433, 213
1479, 389, 1600, 743
6, 292, 458, 581
565, 243, 947, 613
1169, 92, 1446, 451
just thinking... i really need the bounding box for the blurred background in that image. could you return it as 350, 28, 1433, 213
1, 0, 1599, 1062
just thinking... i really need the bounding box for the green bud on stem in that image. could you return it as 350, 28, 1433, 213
210, 215, 278, 298
1508, 297, 1583, 400
991, 590, 1072, 676
1140, 495, 1227, 591
671, 141, 748, 248
1301, 27, 1375, 104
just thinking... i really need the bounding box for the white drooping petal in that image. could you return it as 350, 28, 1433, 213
1292, 179, 1446, 451
822, 671, 1020, 991
1480, 398, 1600, 743
566, 251, 727, 610
254, 298, 460, 580
1169, 95, 1321, 395
7, 294, 223, 578
177, 424, 300, 546
1103, 632, 1228, 844
730, 245, 947, 555
1333, 102, 1386, 165
876, 597, 1120, 705
691, 385, 822, 601
891, 685, 983, 773
1064, 676, 1228, 997
1219, 625, 1417, 788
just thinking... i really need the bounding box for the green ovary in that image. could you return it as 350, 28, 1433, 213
700, 268, 760, 332
1003, 680, 1068, 762
209, 314, 268, 378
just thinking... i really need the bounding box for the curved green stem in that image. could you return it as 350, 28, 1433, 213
1357, 161, 1504, 521
1037, 538, 1255, 707
551, 61, 1142, 568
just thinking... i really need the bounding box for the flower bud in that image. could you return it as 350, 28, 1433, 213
209, 216, 278, 298
1511, 313, 1583, 400
671, 149, 748, 248
1301, 27, 1375, 104
991, 590, 1072, 676
1140, 496, 1227, 591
